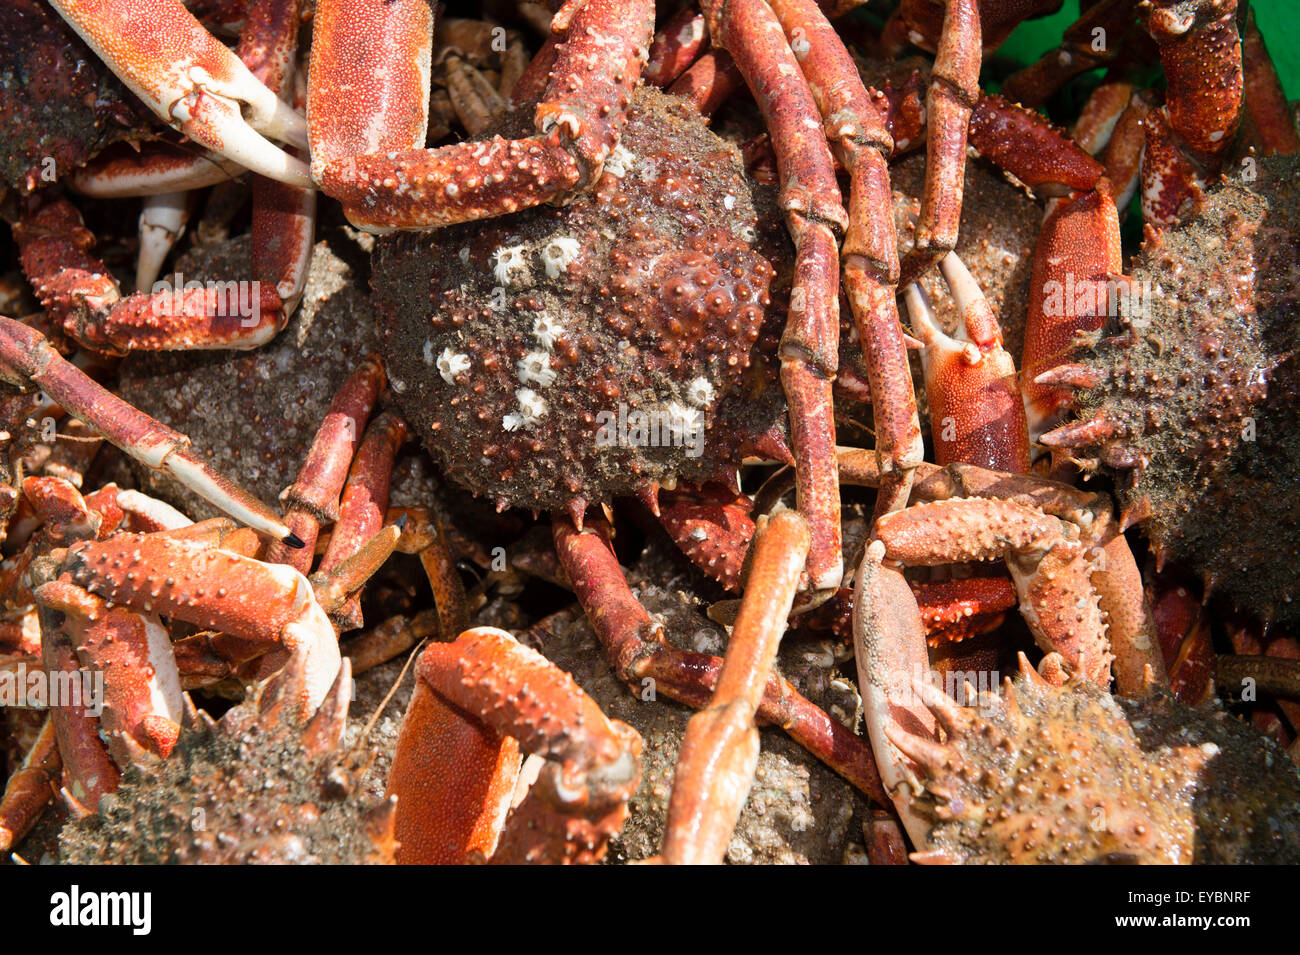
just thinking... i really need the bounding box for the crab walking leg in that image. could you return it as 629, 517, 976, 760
667, 49, 744, 116
898, 0, 981, 287
0, 715, 59, 854
662, 510, 809, 865
135, 192, 192, 291
265, 356, 386, 572
645, 7, 709, 88
701, 0, 844, 589
315, 412, 407, 631
55, 531, 340, 716
37, 619, 120, 810
903, 253, 1029, 472
313, 0, 655, 232
34, 581, 184, 764
769, 0, 923, 518
1000, 0, 1142, 108
0, 318, 297, 545
1241, 6, 1300, 156
15, 197, 285, 352
387, 628, 642, 864
553, 517, 886, 803
389, 507, 472, 641
1139, 0, 1243, 230
47, 0, 309, 186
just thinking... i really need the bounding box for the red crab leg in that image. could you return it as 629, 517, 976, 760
1001, 0, 1142, 107
387, 627, 642, 864
700, 0, 845, 589
36, 581, 184, 763
1139, 0, 1243, 230
645, 7, 709, 87
553, 516, 886, 803
15, 197, 285, 352
48, 0, 309, 186
662, 510, 809, 864
52, 531, 340, 716
313, 0, 655, 232
902, 252, 1029, 473
851, 538, 936, 846
315, 412, 407, 631
1151, 575, 1216, 705
667, 49, 743, 117
37, 622, 120, 811
0, 715, 59, 854
657, 484, 756, 593
769, 0, 924, 519
1240, 5, 1300, 157
264, 355, 386, 572
0, 317, 298, 545
897, 0, 981, 287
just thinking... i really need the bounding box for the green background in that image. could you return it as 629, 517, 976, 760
999, 0, 1299, 98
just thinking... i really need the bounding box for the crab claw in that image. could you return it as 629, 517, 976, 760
48, 0, 311, 188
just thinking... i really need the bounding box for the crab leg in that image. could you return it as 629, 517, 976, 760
314, 412, 407, 631
52, 530, 340, 715
898, 0, 981, 287
387, 627, 642, 864
313, 0, 655, 232
0, 317, 297, 544
35, 581, 184, 763
645, 7, 709, 88
662, 510, 809, 864
553, 516, 885, 803
15, 197, 285, 352
1001, 0, 1142, 107
1139, 0, 1243, 230
1241, 5, 1300, 156
769, 0, 924, 518
135, 192, 192, 291
264, 355, 386, 572
70, 145, 244, 198
47, 0, 309, 186
700, 0, 845, 589
0, 715, 59, 854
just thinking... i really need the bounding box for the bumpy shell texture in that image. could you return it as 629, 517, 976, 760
1069, 155, 1300, 623
59, 666, 395, 865
910, 671, 1300, 864
372, 87, 782, 513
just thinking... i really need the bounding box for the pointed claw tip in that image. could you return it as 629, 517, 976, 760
283, 531, 306, 549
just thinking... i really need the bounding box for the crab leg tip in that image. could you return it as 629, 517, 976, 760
283, 532, 306, 549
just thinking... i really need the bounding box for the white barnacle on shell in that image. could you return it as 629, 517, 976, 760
605, 144, 635, 178
541, 237, 582, 278
686, 376, 716, 407
532, 314, 566, 350
491, 244, 531, 286
516, 350, 557, 388
665, 401, 703, 439
514, 388, 549, 427
437, 347, 470, 384
502, 411, 526, 432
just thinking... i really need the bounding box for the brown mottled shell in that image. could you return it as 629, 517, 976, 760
908, 670, 1300, 864
59, 660, 396, 864
0, 0, 151, 192
1070, 155, 1300, 623
372, 87, 781, 512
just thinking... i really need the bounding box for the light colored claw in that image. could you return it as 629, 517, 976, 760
136, 192, 190, 291
49, 0, 311, 188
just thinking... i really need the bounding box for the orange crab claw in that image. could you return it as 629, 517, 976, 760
48, 0, 310, 187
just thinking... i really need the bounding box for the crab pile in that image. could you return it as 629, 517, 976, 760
2, 0, 1299, 866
